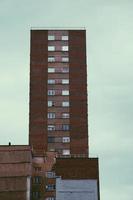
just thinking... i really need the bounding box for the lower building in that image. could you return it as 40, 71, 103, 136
0, 145, 100, 200
31, 152, 57, 200
0, 145, 32, 200
54, 157, 100, 200
31, 154, 100, 200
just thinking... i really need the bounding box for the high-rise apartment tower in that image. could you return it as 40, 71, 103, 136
29, 29, 88, 156
29, 29, 100, 200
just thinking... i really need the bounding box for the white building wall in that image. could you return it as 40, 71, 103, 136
56, 178, 98, 200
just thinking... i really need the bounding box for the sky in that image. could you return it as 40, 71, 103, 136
0, 0, 133, 199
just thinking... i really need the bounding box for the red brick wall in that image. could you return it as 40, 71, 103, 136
29, 30, 48, 155
69, 30, 88, 155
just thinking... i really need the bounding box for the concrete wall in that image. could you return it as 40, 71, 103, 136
56, 178, 98, 200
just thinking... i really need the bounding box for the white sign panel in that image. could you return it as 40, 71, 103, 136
56, 178, 98, 200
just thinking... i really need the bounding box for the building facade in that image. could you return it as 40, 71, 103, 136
0, 29, 100, 200
0, 145, 32, 200
29, 29, 100, 200
29, 29, 88, 156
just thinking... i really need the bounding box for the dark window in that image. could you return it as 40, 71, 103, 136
33, 176, 41, 184
48, 137, 55, 143
62, 124, 70, 131
34, 167, 41, 172
46, 184, 56, 191
46, 171, 56, 178
32, 191, 40, 198
46, 197, 55, 200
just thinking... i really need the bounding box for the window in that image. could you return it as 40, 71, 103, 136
48, 112, 55, 119
48, 68, 55, 73
46, 184, 56, 191
62, 57, 69, 62
48, 35, 55, 40
62, 137, 70, 143
48, 79, 55, 84
48, 101, 53, 107
47, 125, 55, 131
34, 167, 41, 172
48, 57, 55, 62
62, 149, 70, 155
33, 176, 41, 184
62, 79, 69, 84
48, 90, 55, 96
62, 35, 68, 40
46, 197, 55, 200
62, 101, 69, 107
62, 67, 69, 73
62, 124, 70, 131
32, 191, 40, 198
62, 46, 69, 51
62, 113, 69, 118
48, 46, 55, 51
62, 90, 69, 95
46, 171, 55, 178
48, 137, 55, 143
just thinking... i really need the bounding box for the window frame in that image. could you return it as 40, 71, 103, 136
48, 79, 56, 84
62, 124, 70, 131
48, 101, 53, 107
48, 68, 55, 73
62, 149, 70, 155
62, 90, 69, 96
46, 171, 56, 178
47, 125, 55, 131
47, 112, 56, 119
48, 137, 55, 143
62, 67, 69, 73
48, 90, 55, 96
62, 46, 69, 51
48, 46, 55, 51
48, 35, 55, 40
46, 184, 56, 191
62, 137, 70, 143
62, 57, 69, 62
62, 101, 69, 107
62, 79, 69, 84
62, 113, 70, 118
48, 56, 55, 62
62, 35, 69, 40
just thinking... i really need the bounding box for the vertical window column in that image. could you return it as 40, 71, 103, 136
47, 31, 70, 155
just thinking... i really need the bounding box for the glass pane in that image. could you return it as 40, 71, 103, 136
62, 36, 68, 40
48, 68, 55, 73
62, 57, 69, 62
48, 79, 55, 84
62, 90, 69, 95
48, 57, 55, 62
62, 79, 69, 84
62, 149, 70, 155
62, 102, 69, 107
62, 46, 69, 51
48, 35, 55, 40
48, 46, 55, 51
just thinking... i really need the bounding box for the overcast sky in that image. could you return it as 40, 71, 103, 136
0, 0, 133, 199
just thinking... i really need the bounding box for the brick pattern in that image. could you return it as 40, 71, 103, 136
69, 30, 88, 155
29, 30, 48, 155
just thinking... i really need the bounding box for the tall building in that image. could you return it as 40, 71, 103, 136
29, 29, 100, 200
0, 29, 100, 200
29, 29, 88, 156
